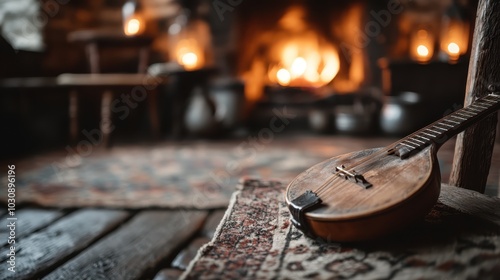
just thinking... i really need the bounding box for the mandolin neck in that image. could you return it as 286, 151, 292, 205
390, 93, 500, 158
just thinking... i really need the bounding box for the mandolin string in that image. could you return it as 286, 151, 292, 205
314, 126, 437, 196
315, 126, 440, 196
314, 145, 397, 196
314, 146, 399, 197
314, 94, 500, 196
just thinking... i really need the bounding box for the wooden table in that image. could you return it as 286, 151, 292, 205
57, 73, 166, 146
67, 29, 154, 74
0, 68, 218, 147
0, 74, 167, 147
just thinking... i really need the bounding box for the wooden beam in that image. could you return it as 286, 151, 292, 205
449, 0, 500, 192
439, 184, 500, 227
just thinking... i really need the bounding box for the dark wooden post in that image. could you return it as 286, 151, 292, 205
449, 0, 500, 193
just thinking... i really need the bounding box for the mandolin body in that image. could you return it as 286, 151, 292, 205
285, 145, 441, 242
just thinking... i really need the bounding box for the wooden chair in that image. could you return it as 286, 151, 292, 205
450, 0, 500, 194
66, 29, 156, 147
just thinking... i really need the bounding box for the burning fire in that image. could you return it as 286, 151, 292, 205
241, 4, 365, 101
268, 37, 340, 87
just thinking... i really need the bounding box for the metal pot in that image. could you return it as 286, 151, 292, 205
380, 91, 426, 136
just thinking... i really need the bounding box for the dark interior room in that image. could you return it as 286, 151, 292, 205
1, 0, 499, 279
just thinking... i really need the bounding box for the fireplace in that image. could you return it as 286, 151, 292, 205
225, 0, 475, 133
0, 0, 476, 141
236, 1, 370, 102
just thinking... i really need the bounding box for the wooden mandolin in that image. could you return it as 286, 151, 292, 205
286, 92, 500, 242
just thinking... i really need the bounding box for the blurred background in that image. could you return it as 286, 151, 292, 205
4, 2, 500, 278
4, 0, 497, 198
0, 0, 478, 155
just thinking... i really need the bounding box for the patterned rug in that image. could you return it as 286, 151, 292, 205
181, 179, 500, 279
1, 137, 393, 209
1, 136, 498, 209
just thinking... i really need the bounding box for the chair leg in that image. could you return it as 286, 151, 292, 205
100, 90, 114, 148
449, 0, 500, 193
69, 90, 79, 144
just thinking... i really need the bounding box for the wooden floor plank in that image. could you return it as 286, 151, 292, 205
171, 236, 210, 270
153, 268, 184, 280
0, 209, 129, 280
201, 209, 226, 239
0, 208, 65, 247
43, 210, 207, 280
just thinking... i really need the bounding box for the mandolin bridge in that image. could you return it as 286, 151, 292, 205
335, 165, 372, 189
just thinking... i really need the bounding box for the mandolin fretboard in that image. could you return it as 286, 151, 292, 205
391, 93, 500, 158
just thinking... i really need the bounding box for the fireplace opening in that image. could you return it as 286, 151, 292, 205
237, 0, 369, 102
229, 0, 475, 134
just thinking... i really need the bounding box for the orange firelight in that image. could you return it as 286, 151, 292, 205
124, 17, 143, 36
174, 39, 204, 70
269, 41, 340, 87
410, 29, 434, 63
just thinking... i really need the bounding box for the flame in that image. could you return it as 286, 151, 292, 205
417, 45, 429, 57
181, 52, 198, 70
271, 41, 340, 87
242, 4, 367, 101
441, 19, 469, 62
175, 39, 204, 70
276, 68, 291, 86
447, 42, 460, 54
445, 42, 461, 62
124, 17, 143, 36
410, 29, 434, 63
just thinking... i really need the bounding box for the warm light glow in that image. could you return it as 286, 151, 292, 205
291, 57, 307, 77
447, 42, 460, 54
417, 45, 429, 57
440, 19, 469, 62
271, 42, 340, 87
124, 18, 141, 36
410, 29, 434, 63
181, 52, 198, 70
174, 39, 205, 70
276, 68, 291, 86
243, 4, 362, 101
